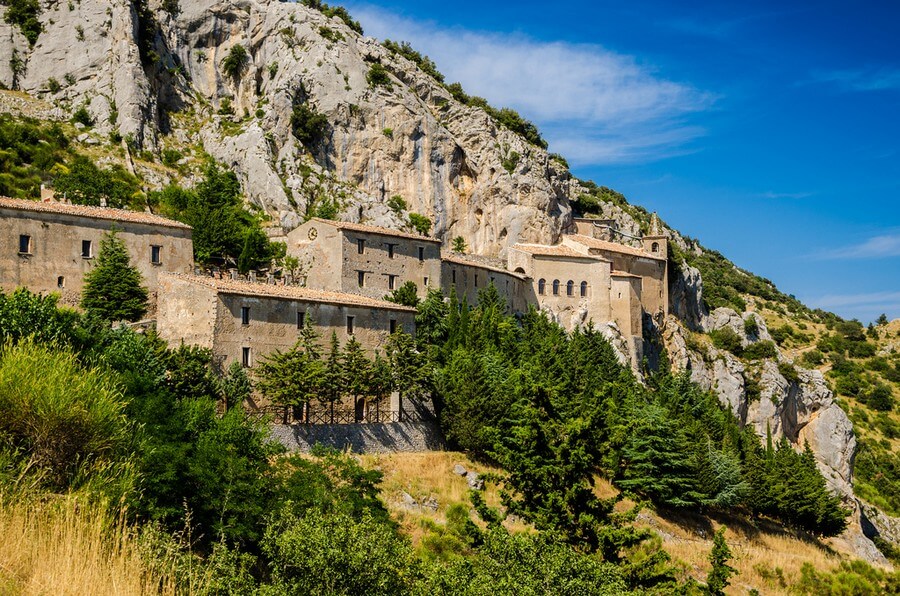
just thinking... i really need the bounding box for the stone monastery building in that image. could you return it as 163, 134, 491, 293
0, 194, 669, 369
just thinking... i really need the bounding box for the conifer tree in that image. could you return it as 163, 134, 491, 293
322, 332, 345, 421
255, 339, 324, 423
705, 527, 736, 595
385, 330, 427, 418
384, 280, 419, 307
81, 230, 149, 322
221, 361, 252, 411
342, 336, 371, 419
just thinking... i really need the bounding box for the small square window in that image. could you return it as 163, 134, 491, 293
417, 246, 425, 261
346, 315, 355, 335
242, 347, 251, 368
357, 238, 366, 254
150, 245, 162, 265
81, 240, 92, 258
357, 270, 366, 287
241, 306, 251, 326
389, 319, 397, 334
18, 234, 31, 254
297, 311, 305, 329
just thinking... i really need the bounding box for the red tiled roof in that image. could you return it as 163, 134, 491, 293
565, 234, 663, 260
310, 218, 441, 243
162, 273, 417, 312
511, 243, 603, 260
0, 196, 192, 230
441, 252, 528, 279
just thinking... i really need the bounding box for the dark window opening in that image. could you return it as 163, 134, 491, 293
651, 241, 660, 253
566, 280, 574, 296
417, 246, 425, 261
387, 243, 396, 259
297, 311, 305, 329
388, 274, 397, 290
18, 235, 31, 254
242, 347, 251, 368
389, 319, 397, 334
538, 279, 546, 295
150, 245, 162, 265
357, 238, 366, 254
81, 240, 92, 258
451, 269, 456, 284
57, 276, 65, 289
346, 316, 355, 335
580, 281, 588, 297
424, 276, 429, 287
241, 306, 250, 326
357, 270, 366, 287
474, 274, 479, 287
552, 280, 560, 295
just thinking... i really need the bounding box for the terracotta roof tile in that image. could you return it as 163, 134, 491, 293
511, 243, 603, 260
566, 234, 663, 260
441, 252, 528, 279
0, 196, 192, 230
611, 270, 642, 279
311, 218, 441, 243
163, 273, 417, 312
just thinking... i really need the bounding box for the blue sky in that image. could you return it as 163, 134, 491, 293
342, 0, 900, 323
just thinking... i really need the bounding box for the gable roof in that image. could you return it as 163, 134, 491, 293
310, 218, 441, 243
163, 273, 417, 313
566, 234, 663, 260
0, 196, 192, 230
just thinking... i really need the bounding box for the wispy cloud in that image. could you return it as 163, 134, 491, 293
758, 190, 813, 200
808, 68, 900, 92
346, 4, 715, 165
808, 291, 900, 323
814, 232, 900, 260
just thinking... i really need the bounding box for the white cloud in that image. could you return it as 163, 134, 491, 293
807, 291, 900, 323
809, 68, 900, 92
816, 233, 900, 260
345, 4, 715, 165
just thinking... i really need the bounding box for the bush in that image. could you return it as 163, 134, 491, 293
743, 317, 759, 338
382, 39, 444, 82
46, 77, 60, 93
161, 148, 182, 167
1, 0, 42, 45
318, 26, 343, 43
222, 45, 248, 79
367, 63, 392, 88
744, 340, 777, 360
801, 349, 825, 367
72, 105, 93, 127
290, 101, 328, 147
709, 327, 743, 356
408, 212, 431, 236
778, 361, 800, 385
387, 194, 407, 213
865, 385, 894, 412
0, 340, 131, 492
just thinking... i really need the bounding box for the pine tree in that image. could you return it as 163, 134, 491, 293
255, 340, 324, 423
322, 332, 345, 421
342, 336, 372, 419
384, 280, 419, 307
221, 361, 252, 410
81, 230, 149, 322
705, 527, 736, 595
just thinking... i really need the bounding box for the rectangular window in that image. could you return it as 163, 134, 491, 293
346, 315, 355, 335
417, 246, 425, 261
242, 347, 251, 368
474, 274, 479, 287
18, 234, 31, 254
81, 240, 92, 258
241, 306, 250, 326
424, 276, 429, 287
388, 274, 397, 290
296, 311, 305, 329
357, 238, 366, 254
451, 269, 456, 284
389, 319, 397, 334
357, 270, 366, 287
57, 276, 65, 289
387, 243, 396, 259
150, 245, 162, 265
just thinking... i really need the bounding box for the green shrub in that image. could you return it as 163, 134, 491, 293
387, 194, 407, 213
290, 101, 328, 147
408, 212, 431, 236
778, 362, 800, 385
864, 384, 894, 412
743, 317, 760, 337
0, 340, 131, 492
222, 45, 248, 79
318, 25, 343, 43
218, 97, 234, 115
46, 77, 60, 93
1, 0, 42, 45
366, 62, 392, 88
299, 0, 363, 34
801, 349, 825, 367
501, 150, 520, 174
53, 155, 142, 209
382, 127, 393, 138
161, 148, 182, 167
709, 327, 743, 356
72, 105, 93, 126
382, 39, 444, 82
744, 340, 777, 360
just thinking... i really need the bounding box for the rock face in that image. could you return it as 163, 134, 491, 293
0, 0, 571, 256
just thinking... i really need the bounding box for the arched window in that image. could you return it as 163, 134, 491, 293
552, 280, 560, 295
651, 241, 660, 253
538, 278, 546, 295
580, 281, 588, 297
566, 280, 574, 296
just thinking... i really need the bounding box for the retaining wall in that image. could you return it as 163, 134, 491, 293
270, 421, 446, 454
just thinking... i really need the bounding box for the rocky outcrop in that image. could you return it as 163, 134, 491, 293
669, 262, 708, 332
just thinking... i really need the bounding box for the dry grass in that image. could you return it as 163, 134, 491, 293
0, 496, 179, 596
364, 452, 866, 595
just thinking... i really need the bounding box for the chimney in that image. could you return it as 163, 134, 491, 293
100, 197, 107, 208
40, 184, 56, 202
229, 269, 238, 281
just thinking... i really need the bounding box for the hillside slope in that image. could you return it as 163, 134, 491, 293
0, 0, 896, 564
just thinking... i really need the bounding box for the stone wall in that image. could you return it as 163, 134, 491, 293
270, 421, 446, 454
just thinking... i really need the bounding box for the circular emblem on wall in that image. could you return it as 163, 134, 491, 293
308, 227, 318, 240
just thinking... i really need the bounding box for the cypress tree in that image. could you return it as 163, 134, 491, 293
80, 230, 149, 322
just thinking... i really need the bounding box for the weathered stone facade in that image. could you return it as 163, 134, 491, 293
0, 197, 193, 310
440, 253, 530, 312
287, 218, 443, 300
157, 273, 417, 369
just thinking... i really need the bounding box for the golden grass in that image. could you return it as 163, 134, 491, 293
364, 452, 866, 595
0, 496, 179, 596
